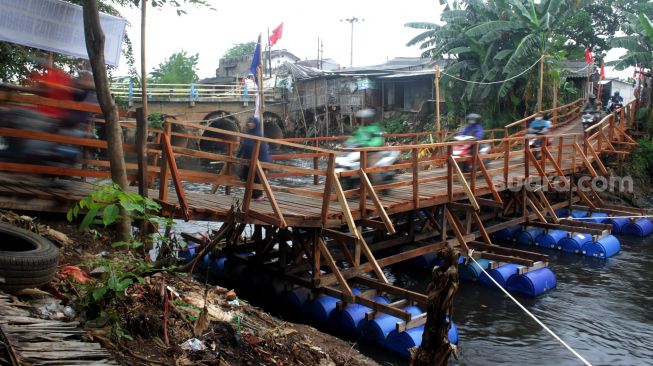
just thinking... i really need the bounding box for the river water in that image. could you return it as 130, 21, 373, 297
175, 159, 653, 366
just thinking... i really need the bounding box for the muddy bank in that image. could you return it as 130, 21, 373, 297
1, 212, 377, 366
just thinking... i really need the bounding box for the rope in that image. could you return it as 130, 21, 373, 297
469, 255, 593, 366
440, 56, 543, 85
567, 215, 653, 220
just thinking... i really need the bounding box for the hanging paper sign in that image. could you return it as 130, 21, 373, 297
0, 0, 126, 66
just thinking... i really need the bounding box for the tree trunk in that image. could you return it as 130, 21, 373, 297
82, 0, 131, 241
410, 244, 460, 366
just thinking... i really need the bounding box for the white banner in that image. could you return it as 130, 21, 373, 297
0, 0, 126, 66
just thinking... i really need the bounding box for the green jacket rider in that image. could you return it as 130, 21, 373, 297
347, 108, 384, 147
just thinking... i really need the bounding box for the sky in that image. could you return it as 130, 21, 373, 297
115, 0, 634, 81
115, 0, 441, 79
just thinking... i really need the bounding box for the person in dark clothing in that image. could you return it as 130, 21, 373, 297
237, 116, 271, 200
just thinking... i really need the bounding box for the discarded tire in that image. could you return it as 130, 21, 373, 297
0, 223, 59, 293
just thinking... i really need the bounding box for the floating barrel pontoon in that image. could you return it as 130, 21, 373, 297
586, 212, 609, 223
433, 256, 465, 267
604, 217, 630, 234
514, 227, 544, 246
178, 244, 197, 263
360, 305, 423, 345
279, 287, 311, 311
328, 296, 389, 335
385, 321, 458, 359
210, 256, 228, 278
558, 233, 592, 254
490, 225, 521, 244
459, 258, 492, 281
407, 251, 437, 269
478, 263, 521, 288
304, 288, 362, 323
581, 235, 621, 258
554, 208, 569, 217
622, 218, 653, 237
534, 230, 568, 249
570, 210, 588, 218
506, 267, 557, 297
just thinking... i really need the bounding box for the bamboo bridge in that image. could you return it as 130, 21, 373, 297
0, 91, 643, 332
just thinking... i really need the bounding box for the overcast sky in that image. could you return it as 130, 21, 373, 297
115, 0, 634, 81
116, 0, 441, 79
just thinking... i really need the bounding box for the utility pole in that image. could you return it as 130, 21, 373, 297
340, 16, 363, 67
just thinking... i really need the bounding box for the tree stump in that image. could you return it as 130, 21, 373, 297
410, 244, 460, 366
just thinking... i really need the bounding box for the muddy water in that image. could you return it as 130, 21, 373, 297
176, 160, 653, 366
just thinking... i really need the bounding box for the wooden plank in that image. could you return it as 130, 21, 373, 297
331, 170, 361, 240
444, 207, 470, 253
242, 140, 261, 216
396, 312, 427, 332
321, 287, 412, 320
468, 241, 548, 261
585, 139, 610, 175
161, 131, 190, 220
365, 299, 409, 320
352, 276, 428, 305
256, 164, 287, 228
317, 238, 353, 295
359, 171, 396, 234
526, 221, 608, 236
449, 156, 479, 211
574, 142, 598, 177
476, 154, 503, 205
321, 154, 335, 224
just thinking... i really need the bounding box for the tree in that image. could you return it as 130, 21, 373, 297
611, 13, 653, 70
223, 42, 256, 58
149, 50, 199, 84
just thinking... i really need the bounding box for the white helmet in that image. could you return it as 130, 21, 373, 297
356, 108, 376, 119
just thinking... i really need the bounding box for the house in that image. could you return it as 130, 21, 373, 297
210, 49, 300, 84
297, 58, 340, 71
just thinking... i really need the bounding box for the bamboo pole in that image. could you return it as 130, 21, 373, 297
258, 35, 265, 134
435, 65, 441, 132
137, 0, 149, 198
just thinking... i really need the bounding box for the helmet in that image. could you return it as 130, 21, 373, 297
614, 91, 620, 96
356, 108, 376, 119
465, 113, 482, 124
588, 93, 596, 100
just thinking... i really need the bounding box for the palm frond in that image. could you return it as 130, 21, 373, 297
404, 22, 439, 30
610, 36, 649, 53
466, 21, 521, 37
613, 52, 653, 70
494, 49, 514, 60
639, 13, 653, 43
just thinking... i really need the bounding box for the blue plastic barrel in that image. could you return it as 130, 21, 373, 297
385, 321, 458, 359
328, 296, 389, 335
514, 227, 543, 245
586, 212, 609, 223
558, 233, 592, 254
178, 244, 197, 263
581, 235, 621, 258
605, 217, 630, 234
279, 287, 311, 312
196, 254, 210, 272
622, 218, 653, 237
554, 208, 569, 217
534, 230, 568, 249
360, 305, 422, 345
433, 255, 465, 267
570, 210, 588, 218
210, 256, 227, 277
490, 225, 521, 244
478, 263, 521, 288
303, 288, 362, 323
506, 267, 557, 297
459, 258, 492, 281
408, 252, 437, 269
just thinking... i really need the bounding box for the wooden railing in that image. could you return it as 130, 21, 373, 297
0, 91, 634, 228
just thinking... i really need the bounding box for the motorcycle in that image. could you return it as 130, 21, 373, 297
607, 100, 623, 113
335, 143, 400, 191
581, 111, 599, 130
451, 135, 491, 172
525, 128, 549, 160
0, 108, 92, 184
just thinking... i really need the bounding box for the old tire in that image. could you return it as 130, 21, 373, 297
0, 223, 59, 293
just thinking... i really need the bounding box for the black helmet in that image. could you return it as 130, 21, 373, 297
466, 113, 482, 124
614, 91, 620, 96
588, 93, 596, 100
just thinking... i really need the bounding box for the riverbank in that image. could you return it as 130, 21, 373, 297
2, 211, 378, 366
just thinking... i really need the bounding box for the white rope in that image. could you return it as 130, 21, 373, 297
567, 215, 653, 220
469, 255, 593, 366
440, 56, 543, 85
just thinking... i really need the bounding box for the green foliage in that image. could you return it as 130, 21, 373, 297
148, 112, 164, 130
67, 182, 161, 233
223, 42, 257, 58
625, 138, 653, 182
149, 50, 199, 84
380, 113, 407, 134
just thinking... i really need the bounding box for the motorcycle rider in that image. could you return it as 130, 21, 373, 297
459, 113, 484, 140
346, 108, 384, 148
583, 93, 600, 113
529, 112, 552, 132
610, 91, 623, 105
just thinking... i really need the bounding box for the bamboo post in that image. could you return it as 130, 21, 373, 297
435, 65, 441, 133
225, 143, 233, 195
158, 118, 172, 201
552, 78, 558, 125
538, 54, 545, 112
471, 142, 478, 193
138, 0, 148, 198
412, 147, 419, 209
503, 136, 510, 185
359, 150, 367, 215
447, 145, 453, 201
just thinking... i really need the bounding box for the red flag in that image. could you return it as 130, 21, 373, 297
269, 22, 284, 47
584, 48, 593, 63
600, 60, 605, 80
